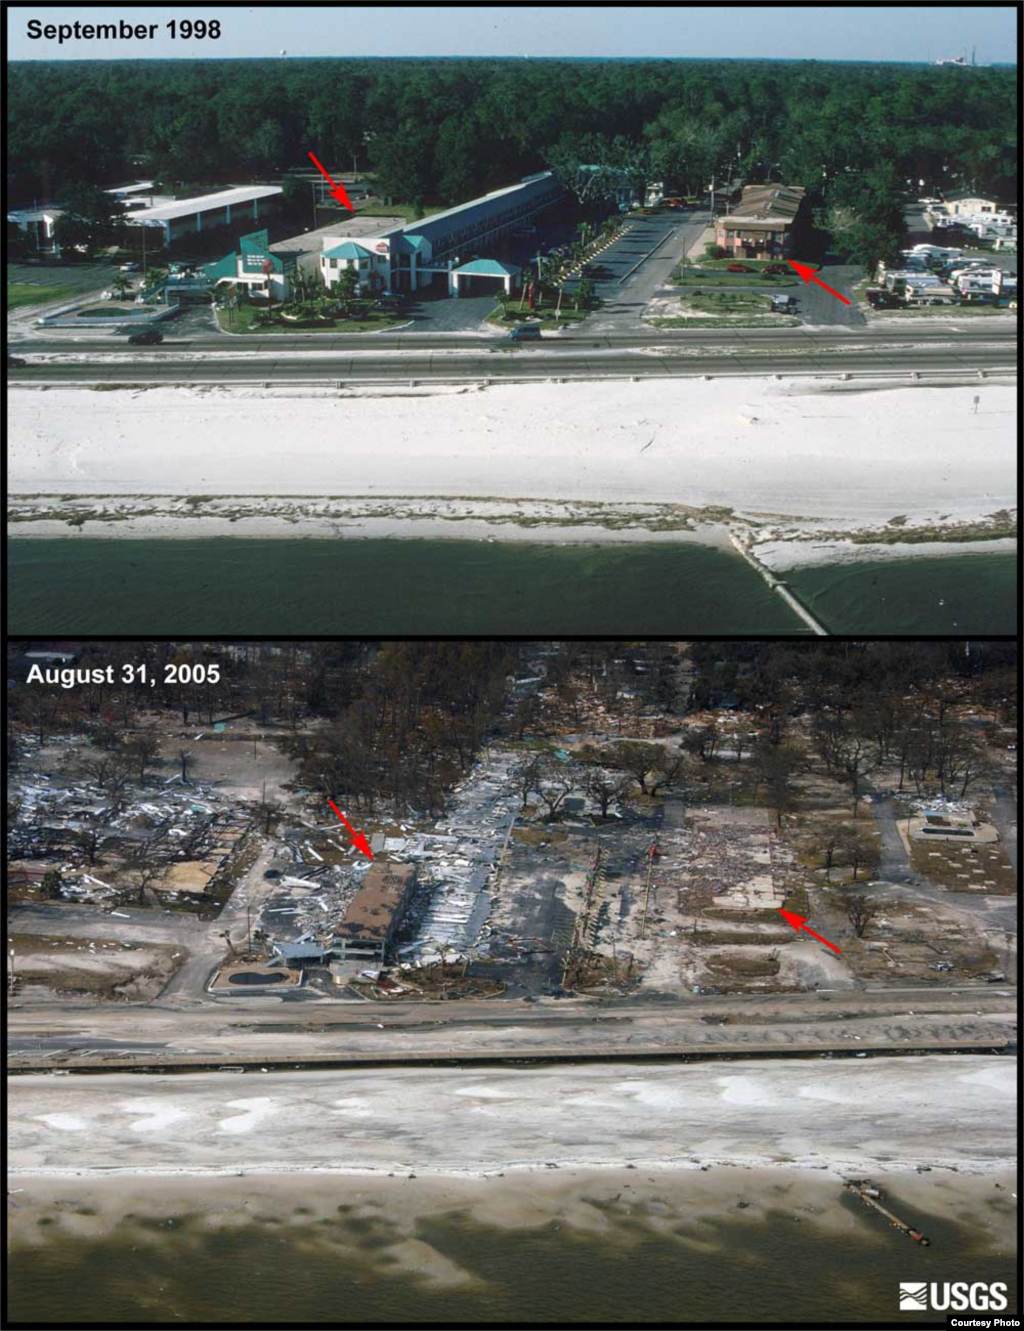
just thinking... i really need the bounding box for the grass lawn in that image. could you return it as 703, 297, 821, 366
216, 304, 407, 334
686, 291, 772, 314
645, 314, 800, 328
674, 266, 798, 288
866, 302, 1016, 317
696, 256, 818, 271
486, 299, 592, 330
7, 280, 83, 309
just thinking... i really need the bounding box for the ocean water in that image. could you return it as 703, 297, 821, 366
785, 553, 1018, 635
7, 539, 1017, 636
6, 539, 802, 635
7, 1186, 1017, 1325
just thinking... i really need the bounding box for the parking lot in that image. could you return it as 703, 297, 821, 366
572, 209, 712, 330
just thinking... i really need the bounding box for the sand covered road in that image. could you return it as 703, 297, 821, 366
8, 1057, 1016, 1178
8, 380, 1016, 543
7, 990, 1017, 1067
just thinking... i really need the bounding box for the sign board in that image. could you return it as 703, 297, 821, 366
374, 241, 389, 254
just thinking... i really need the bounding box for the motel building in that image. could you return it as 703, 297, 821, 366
125, 185, 284, 246
204, 229, 297, 301
6, 205, 65, 251
715, 183, 808, 260
319, 170, 564, 297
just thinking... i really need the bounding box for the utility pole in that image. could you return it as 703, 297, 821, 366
246, 904, 252, 955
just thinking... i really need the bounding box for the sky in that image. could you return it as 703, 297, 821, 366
7, 4, 1019, 62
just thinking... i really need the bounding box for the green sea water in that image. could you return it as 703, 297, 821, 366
6, 539, 802, 635
6, 1189, 1017, 1325
785, 553, 1018, 635
7, 540, 1017, 635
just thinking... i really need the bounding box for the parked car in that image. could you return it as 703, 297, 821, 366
7, 352, 27, 367
762, 263, 788, 275
127, 329, 164, 345
770, 294, 796, 312
119, 262, 142, 273
726, 262, 755, 272
507, 323, 542, 342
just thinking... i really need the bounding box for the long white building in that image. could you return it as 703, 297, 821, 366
125, 185, 283, 244
319, 171, 564, 296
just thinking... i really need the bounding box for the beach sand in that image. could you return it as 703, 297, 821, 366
8, 379, 1016, 559
8, 1058, 1016, 1180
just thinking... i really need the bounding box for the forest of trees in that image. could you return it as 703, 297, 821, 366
7, 639, 1015, 836
8, 57, 1016, 266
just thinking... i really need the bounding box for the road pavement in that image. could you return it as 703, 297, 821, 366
7, 988, 1016, 1070
15, 320, 1018, 353
580, 210, 711, 331
9, 340, 1015, 386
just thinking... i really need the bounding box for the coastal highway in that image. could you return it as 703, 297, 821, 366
7, 988, 1015, 1071
15, 322, 1019, 354
7, 336, 1017, 385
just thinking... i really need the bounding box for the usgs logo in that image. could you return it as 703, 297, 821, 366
899, 1281, 1009, 1311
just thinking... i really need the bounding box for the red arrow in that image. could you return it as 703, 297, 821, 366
787, 260, 850, 305
327, 798, 374, 859
307, 152, 354, 211
777, 907, 841, 953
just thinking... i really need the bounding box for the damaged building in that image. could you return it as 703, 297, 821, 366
331, 861, 417, 964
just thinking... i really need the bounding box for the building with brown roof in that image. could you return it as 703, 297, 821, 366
715, 183, 808, 260
331, 860, 416, 963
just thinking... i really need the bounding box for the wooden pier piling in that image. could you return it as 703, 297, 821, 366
844, 1180, 930, 1245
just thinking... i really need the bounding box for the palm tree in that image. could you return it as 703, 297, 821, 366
111, 273, 133, 301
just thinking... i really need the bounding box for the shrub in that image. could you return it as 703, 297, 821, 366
704, 243, 726, 260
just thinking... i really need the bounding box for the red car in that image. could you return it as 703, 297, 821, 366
726, 262, 754, 272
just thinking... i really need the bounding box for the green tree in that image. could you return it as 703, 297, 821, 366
334, 266, 360, 315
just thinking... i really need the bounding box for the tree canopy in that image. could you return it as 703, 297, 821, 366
8, 57, 1016, 219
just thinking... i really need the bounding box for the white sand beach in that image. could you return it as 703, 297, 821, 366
8, 379, 1017, 557
8, 1057, 1016, 1180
